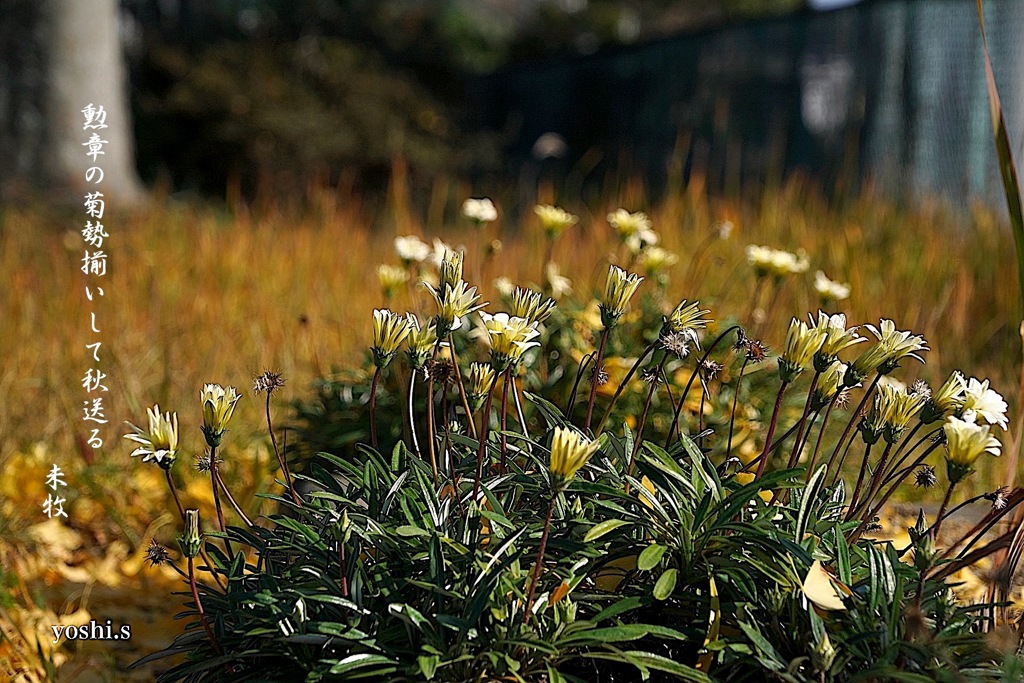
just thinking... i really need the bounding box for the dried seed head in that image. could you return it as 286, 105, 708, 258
640, 366, 663, 386
914, 466, 937, 488
194, 452, 219, 473
910, 380, 931, 401
985, 486, 1010, 511
700, 359, 724, 381
744, 339, 769, 362
426, 359, 457, 386
145, 539, 171, 567
834, 388, 852, 410
253, 370, 286, 395
659, 331, 691, 358
590, 363, 609, 386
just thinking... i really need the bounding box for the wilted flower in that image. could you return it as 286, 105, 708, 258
545, 262, 573, 299
462, 197, 497, 224
920, 371, 966, 424
735, 330, 769, 363
437, 250, 465, 293
600, 265, 644, 328
466, 362, 497, 412
405, 315, 439, 370
177, 509, 202, 559
814, 271, 850, 302
700, 359, 724, 381
811, 312, 865, 371
640, 366, 664, 386
253, 370, 285, 395
194, 452, 215, 473
510, 286, 557, 325
960, 377, 1008, 430
535, 204, 577, 239
125, 405, 179, 470
985, 487, 1010, 511
377, 264, 409, 299
746, 245, 809, 278
659, 331, 691, 358
200, 384, 241, 447
943, 412, 1001, 483
427, 280, 486, 335
549, 426, 600, 486
371, 309, 413, 368
145, 539, 171, 567
479, 312, 540, 371
394, 235, 431, 265
778, 318, 827, 383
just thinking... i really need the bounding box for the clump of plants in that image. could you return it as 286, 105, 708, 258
131, 207, 1024, 681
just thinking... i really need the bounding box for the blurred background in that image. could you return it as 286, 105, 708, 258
4, 1, 1024, 679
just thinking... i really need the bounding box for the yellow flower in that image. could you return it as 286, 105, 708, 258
427, 280, 486, 335
394, 235, 431, 265
847, 319, 927, 383
665, 300, 712, 336
372, 308, 413, 368
510, 286, 557, 325
873, 381, 928, 444
814, 271, 850, 302
778, 318, 827, 382
200, 383, 241, 447
377, 264, 409, 299
607, 209, 652, 238
124, 405, 179, 470
405, 314, 439, 369
600, 265, 643, 328
811, 312, 865, 370
535, 205, 577, 239
479, 312, 540, 371
746, 245, 809, 277
466, 362, 497, 411
920, 371, 965, 423
549, 426, 600, 485
960, 377, 1008, 430
943, 413, 1001, 482
462, 197, 497, 224
178, 509, 202, 559
812, 361, 848, 410
639, 246, 678, 278
437, 249, 465, 293
802, 560, 846, 611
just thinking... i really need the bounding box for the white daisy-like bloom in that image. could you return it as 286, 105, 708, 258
814, 271, 851, 301
624, 227, 660, 255
394, 235, 431, 265
607, 209, 652, 241
124, 405, 179, 469
479, 312, 540, 370
746, 244, 809, 277
960, 377, 1008, 430
462, 197, 497, 223
944, 412, 1001, 468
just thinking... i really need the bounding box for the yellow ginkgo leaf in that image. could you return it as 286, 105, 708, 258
802, 560, 846, 611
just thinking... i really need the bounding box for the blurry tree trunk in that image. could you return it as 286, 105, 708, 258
0, 0, 144, 203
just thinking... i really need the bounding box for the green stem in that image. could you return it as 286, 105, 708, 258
584, 327, 610, 433
369, 366, 382, 450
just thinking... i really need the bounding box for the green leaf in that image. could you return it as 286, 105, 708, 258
396, 525, 430, 538
584, 519, 629, 543
653, 568, 677, 600
417, 654, 439, 680
328, 654, 396, 675
795, 464, 827, 543
638, 544, 667, 571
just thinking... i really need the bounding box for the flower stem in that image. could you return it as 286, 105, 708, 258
596, 341, 658, 434
826, 373, 881, 484
726, 356, 750, 459
215, 468, 253, 527
499, 367, 512, 473
786, 371, 820, 468
807, 394, 838, 482
265, 392, 301, 507
665, 326, 741, 449
449, 334, 478, 440
625, 359, 665, 495
165, 469, 185, 522
209, 445, 233, 557
408, 371, 421, 458
473, 374, 500, 499
188, 556, 223, 656
846, 442, 881, 519
930, 481, 958, 544
584, 327, 610, 433
426, 343, 441, 482
369, 366, 382, 450
523, 496, 557, 625
755, 381, 789, 480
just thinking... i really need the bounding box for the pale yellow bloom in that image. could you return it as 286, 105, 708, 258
665, 300, 712, 336
812, 361, 849, 409
479, 312, 540, 370
125, 405, 179, 469
372, 308, 413, 367
200, 384, 241, 446
944, 413, 1001, 481
813, 271, 850, 302
535, 205, 577, 239
746, 245, 809, 278
920, 371, 965, 423
873, 381, 927, 444
466, 362, 497, 411
960, 377, 1008, 430
848, 319, 927, 382
437, 249, 465, 293
462, 197, 497, 223
493, 276, 515, 298
778, 318, 827, 382
600, 265, 643, 328
427, 280, 486, 335
510, 286, 557, 325
377, 264, 409, 299
394, 235, 431, 265
549, 426, 600, 484
405, 314, 439, 369
639, 246, 678, 276
607, 209, 652, 240
625, 227, 659, 255
811, 312, 865, 370
802, 561, 846, 611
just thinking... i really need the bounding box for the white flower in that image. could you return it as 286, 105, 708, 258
746, 244, 809, 277
545, 262, 572, 299
479, 312, 540, 370
607, 209, 652, 241
200, 384, 241, 446
394, 235, 431, 265
125, 405, 179, 469
462, 197, 497, 223
715, 220, 734, 240
430, 238, 457, 270
535, 205, 578, 239
814, 271, 850, 301
961, 377, 1008, 430
944, 412, 1001, 469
